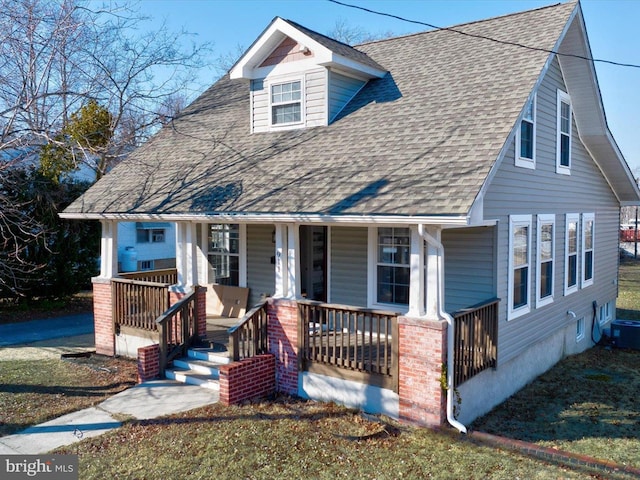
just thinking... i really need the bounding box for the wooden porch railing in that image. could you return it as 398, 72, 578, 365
157, 287, 202, 377
228, 300, 269, 362
452, 298, 500, 387
112, 278, 171, 332
298, 301, 399, 393
119, 268, 178, 285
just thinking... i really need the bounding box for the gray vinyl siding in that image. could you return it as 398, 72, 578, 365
328, 71, 365, 123
246, 224, 275, 306
443, 227, 496, 313
250, 79, 269, 132
305, 69, 326, 127
329, 226, 368, 307
484, 56, 620, 364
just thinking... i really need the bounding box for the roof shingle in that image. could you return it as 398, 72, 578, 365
64, 1, 577, 218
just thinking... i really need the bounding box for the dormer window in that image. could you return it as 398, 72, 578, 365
271, 80, 302, 125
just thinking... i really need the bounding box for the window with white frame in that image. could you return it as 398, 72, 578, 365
207, 224, 240, 286
556, 90, 572, 174
376, 227, 410, 306
508, 215, 531, 319
516, 95, 536, 169
582, 213, 594, 288
565, 213, 579, 295
536, 214, 555, 307
271, 80, 302, 126
576, 317, 585, 342
598, 301, 612, 325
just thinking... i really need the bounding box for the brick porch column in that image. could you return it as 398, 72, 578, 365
92, 277, 115, 356
267, 298, 299, 395
169, 286, 207, 338
398, 316, 447, 427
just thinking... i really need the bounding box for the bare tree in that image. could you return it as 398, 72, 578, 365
0, 0, 213, 296
329, 19, 395, 45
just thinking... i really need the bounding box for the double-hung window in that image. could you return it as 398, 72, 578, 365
508, 215, 531, 319
536, 214, 555, 307
516, 95, 536, 169
376, 227, 410, 306
271, 80, 302, 126
564, 213, 579, 295
582, 213, 595, 288
556, 90, 572, 174
208, 224, 240, 286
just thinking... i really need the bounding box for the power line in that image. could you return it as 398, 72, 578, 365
327, 0, 640, 69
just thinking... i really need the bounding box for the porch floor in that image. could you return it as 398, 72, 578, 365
203, 316, 241, 354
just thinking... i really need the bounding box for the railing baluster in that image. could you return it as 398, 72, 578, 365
453, 298, 500, 387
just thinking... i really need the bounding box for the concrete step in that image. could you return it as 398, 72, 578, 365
188, 347, 231, 364
173, 357, 220, 378
165, 368, 220, 390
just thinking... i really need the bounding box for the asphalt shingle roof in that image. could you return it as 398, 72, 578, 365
64, 1, 577, 218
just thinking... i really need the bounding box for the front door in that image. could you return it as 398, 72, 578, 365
300, 226, 327, 301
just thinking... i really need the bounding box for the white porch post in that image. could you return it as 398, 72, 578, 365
424, 226, 443, 321
274, 223, 287, 298
176, 222, 197, 289
273, 223, 299, 299
197, 223, 208, 286
99, 220, 118, 278
287, 223, 299, 299
407, 225, 425, 317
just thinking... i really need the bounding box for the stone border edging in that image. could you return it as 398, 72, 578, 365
468, 430, 640, 478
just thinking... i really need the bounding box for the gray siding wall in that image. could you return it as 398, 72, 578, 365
305, 69, 327, 127
250, 79, 269, 132
484, 56, 620, 364
443, 227, 496, 313
251, 68, 327, 132
246, 224, 275, 306
330, 227, 368, 307
328, 71, 365, 123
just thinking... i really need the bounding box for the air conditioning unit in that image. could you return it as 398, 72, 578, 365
610, 320, 640, 350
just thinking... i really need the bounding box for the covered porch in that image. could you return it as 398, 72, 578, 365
93, 218, 500, 427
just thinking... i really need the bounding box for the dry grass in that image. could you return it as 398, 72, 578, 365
57, 398, 598, 480
472, 346, 640, 467
0, 355, 137, 436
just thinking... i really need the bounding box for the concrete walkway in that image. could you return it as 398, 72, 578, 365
0, 330, 220, 454
0, 380, 220, 454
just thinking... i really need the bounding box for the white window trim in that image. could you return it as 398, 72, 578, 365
508, 215, 532, 320
268, 77, 305, 130
599, 301, 612, 325
576, 317, 585, 342
515, 94, 536, 169
203, 223, 247, 287
367, 226, 411, 312
581, 212, 595, 288
556, 89, 572, 175
536, 214, 555, 308
564, 213, 580, 296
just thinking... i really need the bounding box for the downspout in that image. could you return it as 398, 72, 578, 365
418, 224, 467, 434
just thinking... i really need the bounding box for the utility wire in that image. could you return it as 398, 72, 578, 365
327, 0, 640, 69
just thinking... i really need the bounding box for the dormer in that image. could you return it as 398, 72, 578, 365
230, 17, 387, 133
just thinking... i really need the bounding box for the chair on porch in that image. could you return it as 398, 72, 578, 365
205, 284, 250, 350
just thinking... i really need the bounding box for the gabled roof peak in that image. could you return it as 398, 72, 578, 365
229, 16, 386, 80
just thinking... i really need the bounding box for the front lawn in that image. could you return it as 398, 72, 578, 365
58, 398, 599, 480
0, 356, 136, 436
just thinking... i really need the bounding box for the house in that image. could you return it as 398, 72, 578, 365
116, 221, 176, 272
61, 0, 640, 429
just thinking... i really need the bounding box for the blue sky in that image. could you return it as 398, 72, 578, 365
137, 0, 640, 173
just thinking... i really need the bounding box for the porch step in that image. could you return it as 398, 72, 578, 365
164, 348, 230, 390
